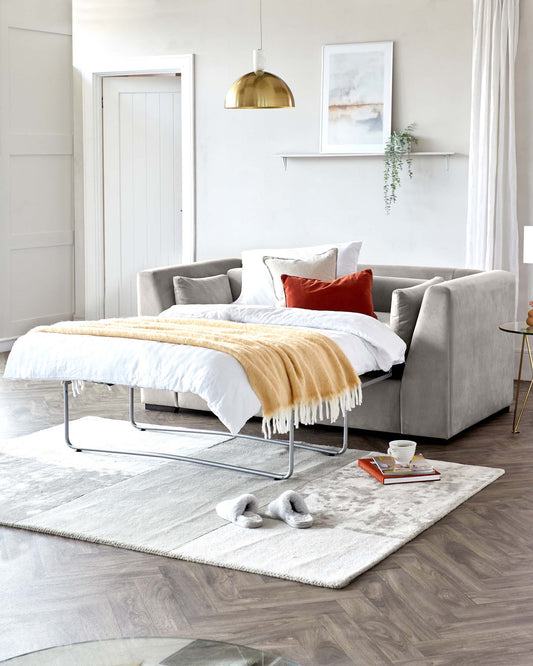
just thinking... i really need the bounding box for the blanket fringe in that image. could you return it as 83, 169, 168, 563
70, 381, 114, 397
262, 383, 362, 438
71, 380, 85, 397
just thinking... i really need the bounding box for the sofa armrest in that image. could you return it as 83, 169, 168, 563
400, 270, 515, 439
137, 258, 242, 316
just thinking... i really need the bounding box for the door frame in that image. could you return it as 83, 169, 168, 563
80, 54, 195, 320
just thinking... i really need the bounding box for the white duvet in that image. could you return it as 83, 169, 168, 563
4, 305, 406, 434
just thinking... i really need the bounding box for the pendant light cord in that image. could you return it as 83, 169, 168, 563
259, 0, 263, 51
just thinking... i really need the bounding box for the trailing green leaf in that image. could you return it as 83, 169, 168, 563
384, 123, 418, 214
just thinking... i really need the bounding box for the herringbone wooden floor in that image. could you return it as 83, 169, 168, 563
1, 351, 531, 665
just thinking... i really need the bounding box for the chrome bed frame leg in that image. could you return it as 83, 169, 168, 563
62, 381, 351, 480
128, 387, 349, 457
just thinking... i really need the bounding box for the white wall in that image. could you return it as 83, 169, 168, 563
73, 0, 472, 272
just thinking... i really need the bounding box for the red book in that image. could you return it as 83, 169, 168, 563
358, 457, 441, 484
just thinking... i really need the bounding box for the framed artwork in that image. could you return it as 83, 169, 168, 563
320, 41, 393, 154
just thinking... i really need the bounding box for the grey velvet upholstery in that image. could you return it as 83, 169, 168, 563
137, 257, 242, 316
359, 264, 481, 281
178, 378, 402, 433
400, 271, 515, 439
137, 259, 515, 440
227, 268, 243, 300
375, 312, 391, 325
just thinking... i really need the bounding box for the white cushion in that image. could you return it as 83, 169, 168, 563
235, 241, 362, 306
263, 248, 338, 306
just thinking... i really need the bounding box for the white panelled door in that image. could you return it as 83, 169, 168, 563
102, 75, 182, 318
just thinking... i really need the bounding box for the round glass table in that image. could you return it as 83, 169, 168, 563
0, 637, 300, 665
499, 322, 533, 433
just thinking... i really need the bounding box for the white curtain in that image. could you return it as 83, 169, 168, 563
466, 0, 519, 274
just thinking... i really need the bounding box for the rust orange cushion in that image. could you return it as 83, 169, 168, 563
281, 269, 376, 317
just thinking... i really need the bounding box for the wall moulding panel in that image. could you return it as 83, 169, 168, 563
0, 0, 74, 343
5, 0, 71, 36
9, 134, 73, 155
9, 231, 74, 251
9, 245, 73, 328
8, 313, 75, 339
10, 155, 73, 235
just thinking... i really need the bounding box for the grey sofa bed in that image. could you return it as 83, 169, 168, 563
137, 259, 515, 440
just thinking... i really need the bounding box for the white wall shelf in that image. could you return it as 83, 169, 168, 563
278, 151, 456, 171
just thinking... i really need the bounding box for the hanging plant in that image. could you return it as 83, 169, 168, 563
384, 123, 418, 214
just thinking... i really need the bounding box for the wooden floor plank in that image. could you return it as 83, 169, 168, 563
2, 352, 533, 664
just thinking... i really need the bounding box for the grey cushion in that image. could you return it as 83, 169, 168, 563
372, 276, 425, 312
390, 276, 444, 347
228, 268, 242, 301
227, 268, 243, 300
173, 273, 233, 305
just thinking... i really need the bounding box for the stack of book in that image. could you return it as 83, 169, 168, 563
358, 454, 441, 484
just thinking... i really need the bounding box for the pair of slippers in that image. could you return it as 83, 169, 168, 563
216, 490, 313, 529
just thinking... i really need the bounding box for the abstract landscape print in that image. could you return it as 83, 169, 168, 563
321, 41, 393, 154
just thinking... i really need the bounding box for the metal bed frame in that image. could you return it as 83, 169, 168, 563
62, 371, 391, 480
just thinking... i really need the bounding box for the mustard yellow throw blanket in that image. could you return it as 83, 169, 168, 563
36, 317, 361, 437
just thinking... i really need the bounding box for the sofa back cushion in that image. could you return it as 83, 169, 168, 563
372, 276, 425, 312
173, 274, 233, 305
227, 264, 479, 306
360, 264, 480, 281
390, 276, 444, 347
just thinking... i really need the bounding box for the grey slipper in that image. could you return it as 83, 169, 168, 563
216, 493, 263, 528
265, 490, 313, 529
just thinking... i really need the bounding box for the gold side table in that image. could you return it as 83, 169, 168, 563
500, 322, 533, 433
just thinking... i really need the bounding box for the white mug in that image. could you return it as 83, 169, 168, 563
387, 440, 417, 466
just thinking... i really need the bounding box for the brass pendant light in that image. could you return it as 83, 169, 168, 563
225, 0, 295, 109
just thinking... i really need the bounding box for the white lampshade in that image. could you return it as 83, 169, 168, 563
524, 227, 533, 264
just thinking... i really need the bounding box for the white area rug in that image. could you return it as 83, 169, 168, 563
0, 418, 504, 588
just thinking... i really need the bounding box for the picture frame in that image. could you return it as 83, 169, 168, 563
320, 41, 393, 154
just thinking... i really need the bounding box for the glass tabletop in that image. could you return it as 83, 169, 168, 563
499, 322, 533, 335
0, 637, 300, 665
